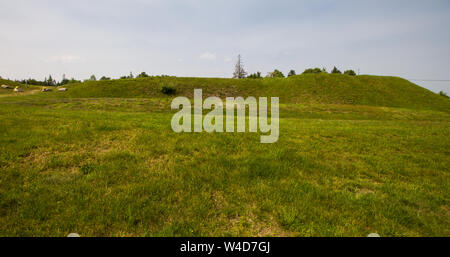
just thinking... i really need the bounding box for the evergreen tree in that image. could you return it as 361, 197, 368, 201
47, 75, 56, 86
331, 66, 342, 74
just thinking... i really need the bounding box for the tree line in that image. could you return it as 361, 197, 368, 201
4, 55, 357, 86
9, 71, 166, 87
234, 55, 357, 79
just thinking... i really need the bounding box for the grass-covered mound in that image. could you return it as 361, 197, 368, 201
40, 74, 450, 112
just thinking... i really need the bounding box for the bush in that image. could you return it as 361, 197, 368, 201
160, 86, 176, 95
100, 76, 111, 81
302, 68, 323, 74
287, 70, 296, 77
344, 70, 356, 76
247, 72, 262, 79
439, 91, 449, 98
137, 72, 149, 78
268, 69, 285, 78
120, 72, 134, 79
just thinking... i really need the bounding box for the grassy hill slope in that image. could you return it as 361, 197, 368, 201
40, 74, 450, 112
0, 78, 23, 87
0, 79, 42, 96
0, 74, 449, 236
0, 79, 26, 95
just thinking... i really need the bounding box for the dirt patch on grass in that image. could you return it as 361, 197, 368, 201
356, 188, 375, 197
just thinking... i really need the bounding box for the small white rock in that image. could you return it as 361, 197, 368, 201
67, 233, 81, 237
367, 233, 380, 237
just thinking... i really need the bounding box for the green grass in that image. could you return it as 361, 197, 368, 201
0, 78, 23, 88
34, 74, 450, 111
0, 75, 448, 236
0, 79, 41, 96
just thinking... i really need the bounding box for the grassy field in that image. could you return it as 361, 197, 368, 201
0, 74, 449, 236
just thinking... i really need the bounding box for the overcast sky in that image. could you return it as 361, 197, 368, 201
1, 0, 449, 93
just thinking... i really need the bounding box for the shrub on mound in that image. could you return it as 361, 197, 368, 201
344, 70, 357, 76
160, 85, 176, 95
303, 68, 323, 74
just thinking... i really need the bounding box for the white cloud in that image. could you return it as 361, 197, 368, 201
199, 52, 216, 60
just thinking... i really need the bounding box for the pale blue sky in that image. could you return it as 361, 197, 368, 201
1, 0, 449, 93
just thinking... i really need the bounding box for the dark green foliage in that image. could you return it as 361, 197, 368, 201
344, 70, 357, 76
80, 163, 95, 175
247, 72, 262, 79
59, 79, 70, 86
57, 78, 81, 85
21, 78, 47, 86
439, 91, 449, 98
331, 67, 342, 74
120, 72, 135, 79
160, 85, 176, 95
287, 70, 296, 77
137, 72, 149, 78
303, 68, 323, 74
46, 75, 56, 86
100, 76, 111, 81
269, 69, 285, 78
